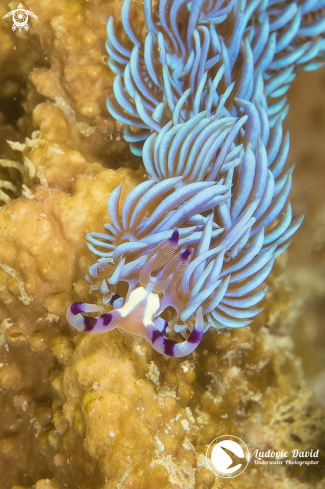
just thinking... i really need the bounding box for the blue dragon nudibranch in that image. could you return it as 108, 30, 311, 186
68, 228, 205, 357
67, 0, 325, 357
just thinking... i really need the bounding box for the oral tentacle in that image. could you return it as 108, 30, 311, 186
66, 302, 121, 333
145, 307, 204, 357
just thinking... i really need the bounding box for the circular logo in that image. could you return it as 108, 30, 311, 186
206, 435, 249, 478
13, 9, 28, 27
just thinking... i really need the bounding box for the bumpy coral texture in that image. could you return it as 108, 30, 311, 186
0, 1, 44, 207
67, 0, 325, 356
0, 0, 143, 207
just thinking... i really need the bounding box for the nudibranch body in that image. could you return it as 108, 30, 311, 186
66, 177, 294, 357
66, 0, 325, 356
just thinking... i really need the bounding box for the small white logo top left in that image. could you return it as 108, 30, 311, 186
3, 3, 38, 32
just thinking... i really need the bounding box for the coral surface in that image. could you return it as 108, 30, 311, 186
0, 0, 324, 488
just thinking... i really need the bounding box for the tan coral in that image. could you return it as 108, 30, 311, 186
1, 0, 142, 210
21, 0, 144, 164
0, 165, 142, 319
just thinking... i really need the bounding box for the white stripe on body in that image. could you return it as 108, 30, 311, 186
117, 286, 160, 336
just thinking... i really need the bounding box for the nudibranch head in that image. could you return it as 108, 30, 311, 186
67, 226, 204, 357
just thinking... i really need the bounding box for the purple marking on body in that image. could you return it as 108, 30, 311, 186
187, 328, 202, 344
70, 302, 84, 315
170, 228, 179, 244
102, 313, 113, 326
163, 339, 175, 356
84, 316, 97, 332
110, 293, 120, 305
151, 330, 163, 343
180, 249, 192, 261
151, 321, 168, 343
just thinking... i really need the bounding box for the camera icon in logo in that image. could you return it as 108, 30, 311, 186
206, 435, 249, 478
